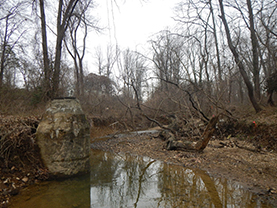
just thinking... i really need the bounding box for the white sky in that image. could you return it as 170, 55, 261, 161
90, 0, 180, 51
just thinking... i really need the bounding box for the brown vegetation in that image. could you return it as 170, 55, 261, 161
0, 115, 49, 207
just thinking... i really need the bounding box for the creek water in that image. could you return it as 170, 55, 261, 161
10, 149, 273, 208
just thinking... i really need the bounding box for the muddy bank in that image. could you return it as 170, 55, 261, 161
91, 128, 277, 206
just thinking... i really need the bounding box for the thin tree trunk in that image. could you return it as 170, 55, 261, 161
267, 90, 275, 106
209, 0, 222, 82
246, 0, 260, 100
0, 15, 9, 88
76, 22, 87, 97
218, 0, 262, 113
0, 41, 6, 88
238, 76, 244, 104
51, 0, 63, 98
39, 0, 50, 100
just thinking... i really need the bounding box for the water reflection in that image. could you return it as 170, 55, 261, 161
90, 150, 272, 208
8, 150, 273, 208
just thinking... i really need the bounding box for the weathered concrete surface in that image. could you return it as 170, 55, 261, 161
36, 98, 90, 177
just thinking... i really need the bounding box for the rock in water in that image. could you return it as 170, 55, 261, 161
36, 98, 90, 178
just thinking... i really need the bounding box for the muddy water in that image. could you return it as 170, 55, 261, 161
9, 174, 90, 207
10, 149, 273, 208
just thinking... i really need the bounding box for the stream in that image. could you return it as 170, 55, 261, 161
9, 131, 274, 208
10, 150, 273, 207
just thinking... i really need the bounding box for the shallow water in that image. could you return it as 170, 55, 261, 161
90, 150, 272, 208
10, 149, 273, 208
9, 174, 90, 208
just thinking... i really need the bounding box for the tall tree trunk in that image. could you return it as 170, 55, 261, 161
209, 0, 222, 82
0, 41, 6, 88
51, 0, 63, 98
0, 15, 9, 88
74, 56, 80, 96
246, 0, 260, 100
78, 57, 84, 96
51, 0, 79, 98
218, 0, 262, 113
52, 32, 63, 98
39, 0, 50, 100
76, 22, 87, 97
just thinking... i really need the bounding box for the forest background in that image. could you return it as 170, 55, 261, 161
0, 0, 277, 129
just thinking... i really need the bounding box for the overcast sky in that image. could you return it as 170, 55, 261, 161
90, 0, 180, 50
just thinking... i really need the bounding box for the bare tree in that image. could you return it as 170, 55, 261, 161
231, 0, 262, 100
208, 0, 222, 83
95, 46, 105, 75
246, 0, 261, 100
218, 0, 262, 113
38, 0, 82, 99
116, 48, 147, 102
38, 0, 51, 99
52, 0, 81, 98
94, 45, 119, 79
105, 45, 119, 78
265, 70, 277, 106
0, 1, 27, 88
64, 0, 96, 97
173, 0, 226, 101
151, 31, 183, 91
256, 0, 277, 84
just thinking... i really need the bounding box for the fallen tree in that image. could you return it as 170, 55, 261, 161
161, 115, 219, 152
129, 79, 219, 152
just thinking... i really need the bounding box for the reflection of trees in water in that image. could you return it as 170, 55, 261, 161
90, 151, 269, 208
158, 165, 265, 208
90, 151, 159, 207
214, 177, 262, 208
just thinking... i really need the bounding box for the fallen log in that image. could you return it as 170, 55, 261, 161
165, 115, 219, 152
194, 115, 219, 151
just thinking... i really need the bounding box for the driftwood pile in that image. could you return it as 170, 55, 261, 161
0, 115, 40, 167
